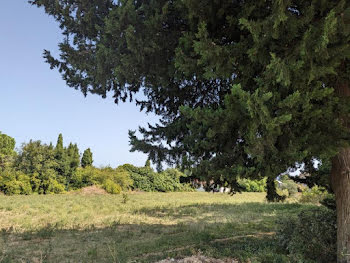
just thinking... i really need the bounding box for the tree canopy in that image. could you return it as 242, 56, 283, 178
0, 132, 16, 169
29, 0, 350, 261
81, 148, 93, 168
28, 0, 349, 173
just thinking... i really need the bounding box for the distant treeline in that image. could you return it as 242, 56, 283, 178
0, 132, 193, 195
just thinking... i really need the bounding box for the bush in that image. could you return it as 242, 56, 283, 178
70, 166, 96, 189
103, 179, 122, 194
278, 175, 298, 196
238, 178, 266, 192
119, 165, 193, 192
276, 207, 336, 263
300, 185, 332, 204
47, 179, 65, 194
0, 169, 32, 195
39, 169, 65, 194
70, 167, 133, 194
129, 172, 155, 191
179, 183, 196, 192
99, 167, 133, 190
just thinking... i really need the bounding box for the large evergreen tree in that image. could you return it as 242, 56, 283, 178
29, 0, 350, 261
54, 133, 69, 178
66, 143, 80, 187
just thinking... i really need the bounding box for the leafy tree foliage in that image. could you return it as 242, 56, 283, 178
0, 131, 191, 195
0, 132, 16, 169
28, 1, 350, 260
1, 133, 85, 194
81, 148, 93, 168
0, 169, 32, 195
119, 164, 192, 192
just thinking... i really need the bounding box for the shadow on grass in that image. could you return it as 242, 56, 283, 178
0, 203, 307, 263
135, 202, 304, 223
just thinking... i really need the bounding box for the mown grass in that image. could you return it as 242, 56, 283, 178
0, 192, 311, 262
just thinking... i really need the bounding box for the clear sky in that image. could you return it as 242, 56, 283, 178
0, 0, 158, 167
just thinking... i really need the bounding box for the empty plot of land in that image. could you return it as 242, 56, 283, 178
0, 192, 309, 262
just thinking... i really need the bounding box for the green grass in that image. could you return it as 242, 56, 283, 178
0, 192, 310, 262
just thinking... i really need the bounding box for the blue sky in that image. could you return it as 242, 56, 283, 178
0, 1, 158, 167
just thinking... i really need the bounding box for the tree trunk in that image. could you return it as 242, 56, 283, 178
331, 150, 350, 263
332, 80, 350, 263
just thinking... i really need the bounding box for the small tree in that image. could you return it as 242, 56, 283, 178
0, 132, 16, 169
67, 143, 80, 171
145, 159, 151, 168
81, 148, 93, 168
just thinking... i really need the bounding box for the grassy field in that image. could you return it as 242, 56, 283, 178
0, 192, 311, 263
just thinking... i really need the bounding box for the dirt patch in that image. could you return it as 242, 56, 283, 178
157, 255, 238, 263
79, 185, 107, 195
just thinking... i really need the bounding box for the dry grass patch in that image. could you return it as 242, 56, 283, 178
79, 185, 107, 195
0, 192, 310, 262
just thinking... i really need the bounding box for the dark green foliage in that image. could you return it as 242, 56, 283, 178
55, 134, 64, 160
16, 140, 58, 177
81, 148, 93, 168
67, 143, 80, 171
0, 133, 85, 195
292, 159, 333, 192
30, 0, 350, 202
321, 195, 336, 210
65, 143, 80, 188
276, 207, 336, 263
54, 134, 69, 178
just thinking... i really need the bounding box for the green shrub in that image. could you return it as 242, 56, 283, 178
321, 195, 336, 210
153, 174, 174, 192
119, 165, 193, 192
0, 169, 32, 195
129, 172, 155, 191
3, 180, 21, 195
99, 167, 133, 190
39, 169, 65, 194
276, 207, 336, 263
17, 173, 32, 194
46, 179, 65, 194
180, 183, 196, 192
70, 167, 132, 194
300, 185, 331, 204
70, 166, 95, 189
103, 179, 122, 194
238, 178, 266, 192
278, 175, 298, 196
